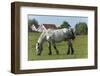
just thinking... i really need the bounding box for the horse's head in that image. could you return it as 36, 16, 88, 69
36, 42, 43, 55
69, 28, 76, 40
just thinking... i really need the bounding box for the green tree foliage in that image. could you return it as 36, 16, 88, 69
75, 22, 88, 35
60, 21, 71, 28
28, 18, 38, 27
28, 18, 39, 32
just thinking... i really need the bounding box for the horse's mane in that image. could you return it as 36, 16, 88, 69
37, 30, 46, 43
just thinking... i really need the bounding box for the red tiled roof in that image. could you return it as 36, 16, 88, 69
43, 24, 57, 29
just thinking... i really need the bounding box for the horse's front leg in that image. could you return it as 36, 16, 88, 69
52, 41, 59, 55
48, 41, 52, 55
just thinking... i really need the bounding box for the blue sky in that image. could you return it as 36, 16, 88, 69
28, 15, 88, 28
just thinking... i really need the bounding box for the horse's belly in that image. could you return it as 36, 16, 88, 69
46, 29, 66, 42
54, 37, 63, 42
53, 32, 64, 42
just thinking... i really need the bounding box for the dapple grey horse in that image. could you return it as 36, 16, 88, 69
36, 28, 75, 55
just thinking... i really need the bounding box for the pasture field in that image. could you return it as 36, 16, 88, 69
28, 32, 88, 61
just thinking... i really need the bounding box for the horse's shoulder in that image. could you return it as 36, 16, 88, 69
47, 29, 53, 32
46, 29, 53, 33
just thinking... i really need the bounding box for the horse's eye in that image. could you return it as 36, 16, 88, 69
37, 43, 40, 48
37, 42, 39, 45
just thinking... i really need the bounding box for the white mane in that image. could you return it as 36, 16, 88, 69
37, 30, 46, 44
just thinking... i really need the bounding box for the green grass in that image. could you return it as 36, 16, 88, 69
28, 32, 88, 61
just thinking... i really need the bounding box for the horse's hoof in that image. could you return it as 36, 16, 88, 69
71, 53, 74, 55
57, 53, 59, 55
37, 53, 41, 56
71, 49, 74, 54
56, 51, 59, 55
67, 53, 70, 55
48, 53, 52, 55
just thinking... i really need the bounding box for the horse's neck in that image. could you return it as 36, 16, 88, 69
38, 31, 46, 45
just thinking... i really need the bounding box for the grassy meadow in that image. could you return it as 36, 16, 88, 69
28, 32, 88, 61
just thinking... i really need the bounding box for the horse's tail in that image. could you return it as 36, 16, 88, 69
71, 28, 76, 40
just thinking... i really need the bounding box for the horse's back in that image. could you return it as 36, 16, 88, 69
46, 29, 65, 42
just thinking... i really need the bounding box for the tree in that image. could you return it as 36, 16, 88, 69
60, 21, 71, 28
28, 18, 39, 32
75, 22, 88, 35
28, 18, 38, 27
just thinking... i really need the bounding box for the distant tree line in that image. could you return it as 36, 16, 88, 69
60, 21, 71, 28
28, 19, 88, 35
60, 21, 88, 35
75, 22, 88, 35
28, 18, 39, 32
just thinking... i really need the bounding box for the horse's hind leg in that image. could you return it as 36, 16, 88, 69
67, 40, 72, 55
67, 44, 70, 55
67, 40, 74, 55
52, 42, 59, 55
71, 44, 74, 55
48, 41, 52, 55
